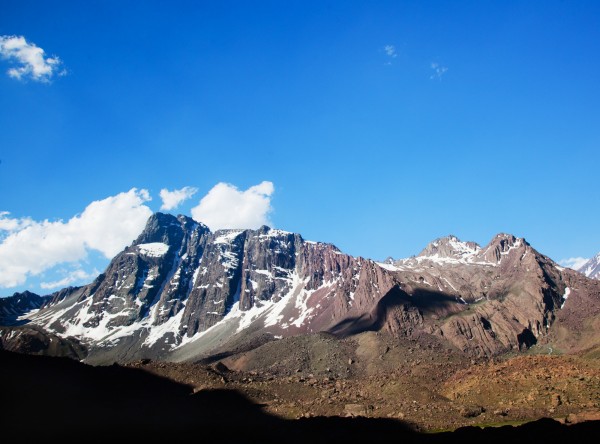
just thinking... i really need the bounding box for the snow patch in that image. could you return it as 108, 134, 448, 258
254, 269, 273, 278
441, 277, 458, 292
376, 262, 401, 271
264, 272, 306, 328
560, 287, 571, 309
259, 229, 292, 238
214, 230, 244, 244
399, 254, 495, 268
220, 250, 239, 271
142, 308, 186, 347
16, 308, 40, 321
137, 243, 170, 257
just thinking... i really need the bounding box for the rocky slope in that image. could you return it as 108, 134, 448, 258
0, 324, 86, 359
128, 331, 600, 432
1, 214, 599, 365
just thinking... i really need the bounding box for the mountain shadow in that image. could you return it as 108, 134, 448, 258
328, 285, 462, 338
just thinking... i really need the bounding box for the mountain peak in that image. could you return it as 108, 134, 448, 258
11, 290, 39, 299
257, 225, 272, 234
486, 233, 529, 249
176, 214, 208, 231
578, 252, 600, 279
133, 213, 210, 247
418, 235, 481, 260
478, 233, 529, 263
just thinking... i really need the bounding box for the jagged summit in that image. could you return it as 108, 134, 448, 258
489, 232, 527, 246
133, 213, 208, 246
478, 233, 529, 264
417, 235, 481, 260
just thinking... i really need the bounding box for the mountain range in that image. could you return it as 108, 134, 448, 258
1, 212, 599, 366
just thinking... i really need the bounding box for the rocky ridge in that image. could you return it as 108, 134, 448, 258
0, 213, 598, 365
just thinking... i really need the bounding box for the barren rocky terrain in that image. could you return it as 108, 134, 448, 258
3, 347, 597, 443
127, 330, 600, 432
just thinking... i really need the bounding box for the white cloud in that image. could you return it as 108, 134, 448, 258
384, 45, 397, 58
0, 35, 65, 82
0, 188, 152, 288
559, 257, 589, 271
430, 62, 448, 80
69, 189, 152, 257
0, 211, 34, 236
191, 181, 274, 230
40, 268, 100, 290
159, 186, 198, 211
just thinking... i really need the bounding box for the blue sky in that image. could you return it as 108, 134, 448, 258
1, 1, 599, 295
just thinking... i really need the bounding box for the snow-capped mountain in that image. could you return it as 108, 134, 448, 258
1, 213, 599, 364
578, 253, 600, 280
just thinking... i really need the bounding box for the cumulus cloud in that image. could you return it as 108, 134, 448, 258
40, 268, 100, 290
430, 62, 448, 80
0, 211, 34, 236
159, 186, 198, 211
191, 181, 274, 230
0, 188, 152, 288
559, 257, 589, 271
0, 35, 65, 82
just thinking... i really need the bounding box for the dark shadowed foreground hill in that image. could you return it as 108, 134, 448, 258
1, 350, 598, 444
